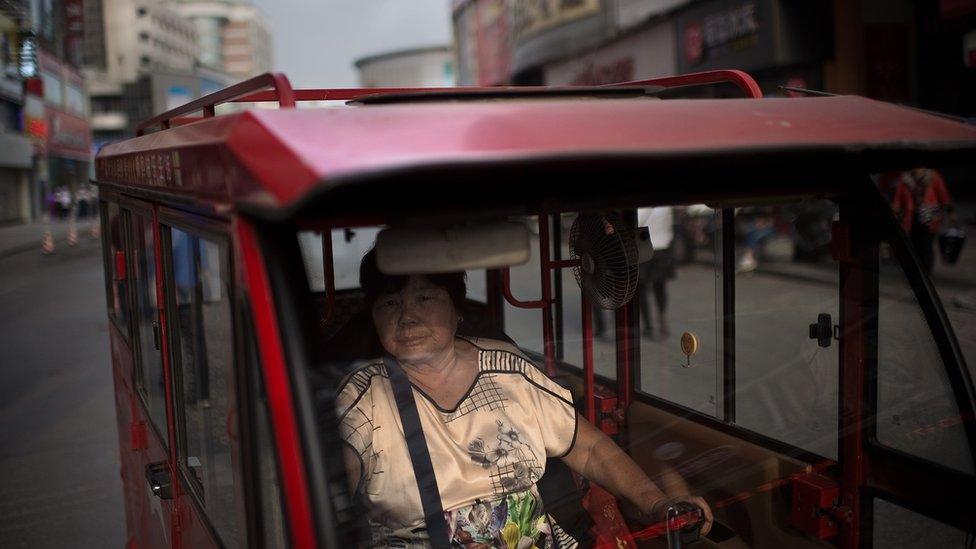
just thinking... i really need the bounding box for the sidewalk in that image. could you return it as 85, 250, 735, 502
0, 219, 100, 259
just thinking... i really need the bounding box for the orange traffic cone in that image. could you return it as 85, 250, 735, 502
68, 224, 78, 246
90, 220, 100, 238
41, 230, 55, 254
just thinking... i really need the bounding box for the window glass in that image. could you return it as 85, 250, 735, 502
876, 246, 973, 474
131, 211, 167, 439
102, 201, 130, 335
733, 200, 839, 458
40, 70, 61, 106
65, 84, 85, 116
893, 166, 976, 400
298, 227, 381, 292
168, 228, 243, 545
639, 206, 721, 415
558, 212, 616, 379
503, 216, 544, 355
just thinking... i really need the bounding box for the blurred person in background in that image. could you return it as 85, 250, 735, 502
735, 207, 776, 273
891, 167, 954, 274
637, 207, 676, 339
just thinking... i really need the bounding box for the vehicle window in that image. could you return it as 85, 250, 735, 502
875, 244, 973, 474
900, 166, 976, 393
638, 206, 722, 416
503, 216, 545, 356
245, 317, 287, 548
298, 227, 380, 292
167, 227, 244, 545
733, 200, 840, 459
557, 212, 616, 379
101, 200, 130, 336
872, 497, 967, 548
131, 210, 168, 440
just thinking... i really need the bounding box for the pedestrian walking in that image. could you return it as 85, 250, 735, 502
637, 207, 676, 339
891, 167, 954, 274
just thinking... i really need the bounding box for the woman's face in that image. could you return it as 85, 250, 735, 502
371, 275, 459, 363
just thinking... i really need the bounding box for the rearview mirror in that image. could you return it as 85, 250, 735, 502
375, 221, 531, 274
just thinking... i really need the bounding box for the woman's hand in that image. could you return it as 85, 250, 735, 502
639, 495, 713, 537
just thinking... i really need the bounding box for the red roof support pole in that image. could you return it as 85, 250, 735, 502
538, 215, 557, 377
237, 220, 317, 548
836, 205, 875, 549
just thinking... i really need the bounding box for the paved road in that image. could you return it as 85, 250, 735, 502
0, 237, 125, 548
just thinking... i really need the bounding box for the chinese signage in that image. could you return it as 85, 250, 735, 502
454, 0, 512, 85
511, 0, 601, 43
676, 0, 778, 74
65, 0, 84, 68
684, 1, 759, 65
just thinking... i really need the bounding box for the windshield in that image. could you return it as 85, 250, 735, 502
279, 175, 974, 547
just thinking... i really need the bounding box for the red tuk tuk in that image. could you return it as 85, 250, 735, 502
95, 71, 976, 548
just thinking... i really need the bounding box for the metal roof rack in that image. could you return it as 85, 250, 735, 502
136, 69, 763, 136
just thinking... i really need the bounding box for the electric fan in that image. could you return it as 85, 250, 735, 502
569, 212, 653, 310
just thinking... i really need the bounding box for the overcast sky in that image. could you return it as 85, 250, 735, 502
250, 0, 453, 88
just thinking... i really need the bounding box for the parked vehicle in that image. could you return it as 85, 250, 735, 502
95, 71, 976, 548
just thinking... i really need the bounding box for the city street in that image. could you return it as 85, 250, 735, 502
0, 236, 124, 548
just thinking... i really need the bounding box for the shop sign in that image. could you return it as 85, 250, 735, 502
569, 58, 635, 85
475, 0, 511, 85
24, 94, 47, 145
677, 0, 775, 73
64, 0, 84, 68
47, 109, 91, 160
454, 0, 513, 86
511, 0, 601, 43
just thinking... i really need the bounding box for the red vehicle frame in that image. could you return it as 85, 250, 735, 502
95, 71, 976, 548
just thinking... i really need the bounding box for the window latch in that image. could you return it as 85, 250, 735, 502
808, 313, 836, 348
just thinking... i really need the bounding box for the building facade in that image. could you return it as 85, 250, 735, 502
355, 46, 455, 88
83, 0, 234, 147
0, 2, 34, 224
453, 0, 976, 117
11, 0, 93, 223
173, 0, 272, 81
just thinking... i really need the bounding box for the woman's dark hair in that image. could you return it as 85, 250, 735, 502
359, 248, 466, 308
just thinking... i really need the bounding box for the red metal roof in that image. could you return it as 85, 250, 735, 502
95, 94, 976, 209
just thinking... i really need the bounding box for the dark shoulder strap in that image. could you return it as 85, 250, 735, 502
382, 356, 451, 549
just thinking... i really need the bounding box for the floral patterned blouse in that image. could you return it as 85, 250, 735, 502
336, 337, 580, 548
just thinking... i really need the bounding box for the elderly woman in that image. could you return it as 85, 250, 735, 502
337, 250, 712, 548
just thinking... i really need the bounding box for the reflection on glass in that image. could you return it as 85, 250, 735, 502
132, 213, 167, 438
876, 255, 973, 474
105, 202, 129, 331
734, 200, 839, 458
640, 206, 721, 417
170, 229, 242, 546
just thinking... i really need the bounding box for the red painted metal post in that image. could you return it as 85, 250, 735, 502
501, 268, 547, 309
582, 295, 596, 423
538, 215, 556, 377
836, 214, 874, 549
237, 220, 317, 548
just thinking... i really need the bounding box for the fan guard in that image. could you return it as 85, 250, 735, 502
569, 212, 640, 310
